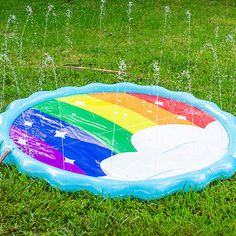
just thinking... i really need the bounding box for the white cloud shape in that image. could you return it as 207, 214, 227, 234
100, 121, 229, 181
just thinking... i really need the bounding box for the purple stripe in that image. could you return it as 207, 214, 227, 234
10, 126, 85, 175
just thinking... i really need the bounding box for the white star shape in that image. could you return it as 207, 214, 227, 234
24, 121, 33, 127
177, 115, 187, 120
154, 100, 163, 106
64, 157, 75, 164
75, 101, 85, 105
18, 138, 27, 145
54, 130, 67, 139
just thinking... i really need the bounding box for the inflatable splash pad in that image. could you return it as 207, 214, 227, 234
0, 83, 236, 200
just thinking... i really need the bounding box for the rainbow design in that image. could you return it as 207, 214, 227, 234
1, 83, 235, 199
9, 92, 216, 177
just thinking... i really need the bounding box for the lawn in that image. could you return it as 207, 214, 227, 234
0, 0, 236, 235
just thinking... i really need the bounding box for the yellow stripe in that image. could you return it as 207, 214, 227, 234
57, 94, 156, 133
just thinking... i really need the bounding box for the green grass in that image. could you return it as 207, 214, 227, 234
0, 0, 236, 235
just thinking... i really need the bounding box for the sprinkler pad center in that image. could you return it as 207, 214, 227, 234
0, 83, 236, 199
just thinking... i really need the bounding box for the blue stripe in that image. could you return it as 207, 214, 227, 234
13, 108, 114, 177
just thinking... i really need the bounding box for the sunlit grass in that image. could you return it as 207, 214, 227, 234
0, 0, 236, 234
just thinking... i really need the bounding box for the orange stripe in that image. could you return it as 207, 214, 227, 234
90, 93, 193, 126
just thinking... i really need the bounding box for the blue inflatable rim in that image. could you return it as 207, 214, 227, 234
0, 82, 235, 200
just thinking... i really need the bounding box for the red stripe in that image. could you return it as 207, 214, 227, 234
128, 93, 215, 128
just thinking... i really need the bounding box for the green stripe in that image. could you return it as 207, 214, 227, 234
34, 99, 136, 153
